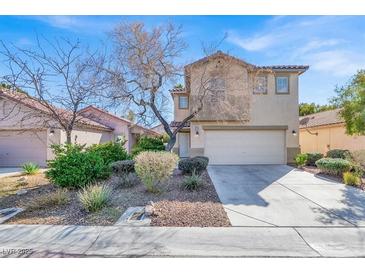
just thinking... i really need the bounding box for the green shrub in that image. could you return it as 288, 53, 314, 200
46, 145, 108, 188
116, 172, 139, 188
326, 149, 349, 159
178, 156, 209, 175
50, 143, 85, 156
135, 151, 178, 192
87, 141, 130, 165
131, 136, 165, 156
110, 160, 135, 175
306, 153, 323, 166
295, 154, 308, 168
183, 171, 203, 191
350, 163, 365, 178
78, 184, 110, 212
22, 162, 40, 175
343, 172, 361, 187
315, 158, 352, 176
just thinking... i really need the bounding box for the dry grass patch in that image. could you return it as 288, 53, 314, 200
0, 173, 49, 198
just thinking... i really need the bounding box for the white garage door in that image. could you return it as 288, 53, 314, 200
0, 130, 47, 167
205, 130, 286, 165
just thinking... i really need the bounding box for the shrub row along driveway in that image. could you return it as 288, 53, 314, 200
208, 165, 365, 227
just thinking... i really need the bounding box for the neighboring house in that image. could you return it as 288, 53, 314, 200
151, 124, 165, 135
79, 105, 160, 152
170, 51, 308, 165
0, 89, 159, 167
299, 108, 365, 154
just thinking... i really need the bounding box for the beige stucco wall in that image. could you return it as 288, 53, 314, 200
172, 57, 301, 160
80, 108, 131, 151
300, 124, 365, 154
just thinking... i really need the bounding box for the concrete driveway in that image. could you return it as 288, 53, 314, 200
208, 165, 365, 227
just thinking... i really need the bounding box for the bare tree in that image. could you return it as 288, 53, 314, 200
0, 37, 106, 143
98, 22, 251, 151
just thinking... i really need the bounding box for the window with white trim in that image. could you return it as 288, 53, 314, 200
276, 76, 289, 94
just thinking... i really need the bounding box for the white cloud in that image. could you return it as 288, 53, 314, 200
228, 33, 278, 51
31, 16, 115, 33
306, 50, 365, 76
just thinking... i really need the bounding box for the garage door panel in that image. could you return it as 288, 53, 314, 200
0, 130, 47, 167
205, 130, 285, 165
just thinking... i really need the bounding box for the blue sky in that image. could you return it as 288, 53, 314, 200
1, 15, 365, 106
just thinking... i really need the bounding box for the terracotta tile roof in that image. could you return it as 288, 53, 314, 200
299, 109, 343, 128
79, 105, 161, 136
170, 121, 190, 128
258, 65, 309, 72
170, 87, 186, 93
0, 88, 112, 131
184, 51, 309, 74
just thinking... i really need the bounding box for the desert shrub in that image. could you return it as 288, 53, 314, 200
134, 151, 178, 192
131, 136, 165, 156
50, 143, 85, 156
116, 172, 139, 188
178, 156, 209, 175
315, 158, 351, 176
351, 150, 365, 168
326, 149, 349, 159
110, 160, 135, 175
87, 141, 130, 165
22, 162, 40, 175
295, 154, 308, 168
306, 153, 323, 166
28, 189, 69, 211
183, 171, 203, 191
78, 184, 110, 212
343, 172, 361, 187
350, 163, 365, 178
46, 145, 108, 188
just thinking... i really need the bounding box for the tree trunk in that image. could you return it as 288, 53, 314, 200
165, 134, 176, 152
66, 130, 72, 144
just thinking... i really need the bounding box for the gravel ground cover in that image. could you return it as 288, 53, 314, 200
0, 171, 230, 227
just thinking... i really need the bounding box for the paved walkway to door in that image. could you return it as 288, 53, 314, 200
208, 165, 365, 227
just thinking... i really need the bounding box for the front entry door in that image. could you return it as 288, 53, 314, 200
179, 133, 190, 158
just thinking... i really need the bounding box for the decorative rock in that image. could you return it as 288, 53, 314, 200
16, 189, 28, 196
17, 177, 27, 182
0, 208, 24, 224
144, 205, 154, 217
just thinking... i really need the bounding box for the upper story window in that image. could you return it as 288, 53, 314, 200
209, 77, 226, 103
254, 75, 268, 94
276, 76, 289, 94
178, 95, 189, 109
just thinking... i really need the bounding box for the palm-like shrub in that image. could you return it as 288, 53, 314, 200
134, 151, 178, 192
22, 162, 40, 175
183, 171, 203, 191
78, 184, 110, 212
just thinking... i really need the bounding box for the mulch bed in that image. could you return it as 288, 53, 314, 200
0, 171, 231, 227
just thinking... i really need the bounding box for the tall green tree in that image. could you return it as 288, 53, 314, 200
331, 70, 365, 135
299, 102, 336, 116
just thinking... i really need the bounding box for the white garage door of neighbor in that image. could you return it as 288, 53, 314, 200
0, 130, 47, 167
205, 130, 286, 165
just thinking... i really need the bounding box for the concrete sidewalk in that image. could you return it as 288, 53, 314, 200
1, 225, 365, 257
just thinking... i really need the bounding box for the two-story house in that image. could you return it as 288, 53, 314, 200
170, 51, 308, 165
